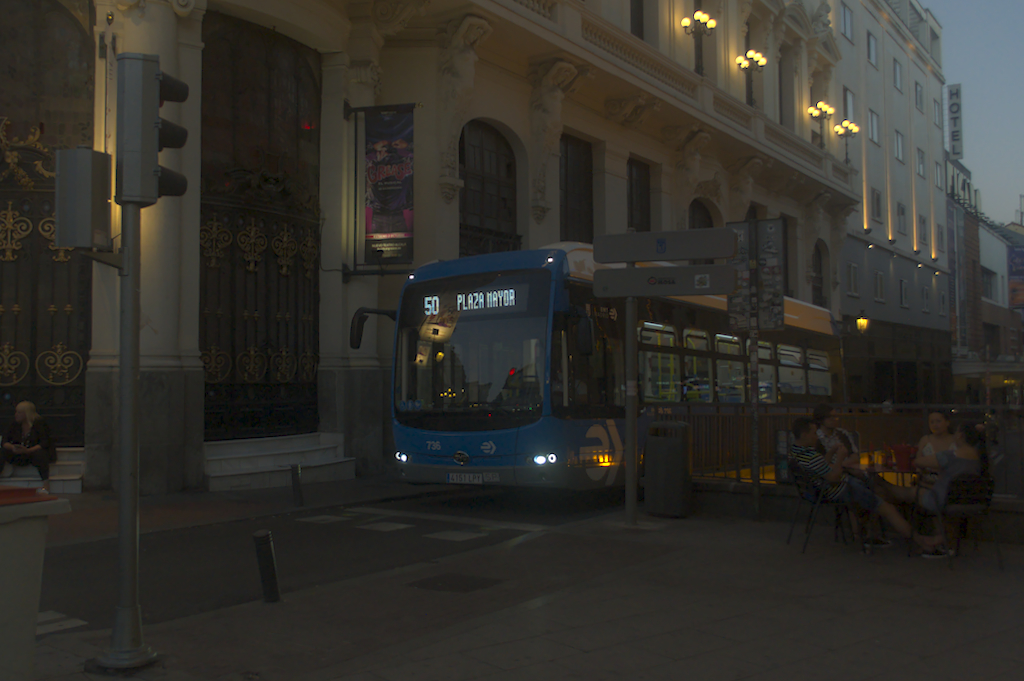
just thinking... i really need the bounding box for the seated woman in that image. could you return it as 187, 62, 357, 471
914, 410, 956, 486
879, 421, 987, 557
790, 417, 941, 552
1, 401, 55, 481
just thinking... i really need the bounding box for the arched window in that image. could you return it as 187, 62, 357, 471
459, 120, 519, 257
812, 241, 829, 308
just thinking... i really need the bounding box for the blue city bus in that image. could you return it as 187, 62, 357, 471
366, 243, 840, 490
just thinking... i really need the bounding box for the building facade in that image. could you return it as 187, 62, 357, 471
831, 0, 951, 404
3, 0, 878, 491
946, 158, 1024, 404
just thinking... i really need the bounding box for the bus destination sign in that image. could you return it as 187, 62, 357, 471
422, 285, 526, 317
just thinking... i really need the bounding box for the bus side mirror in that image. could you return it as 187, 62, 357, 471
350, 307, 396, 349
575, 317, 594, 356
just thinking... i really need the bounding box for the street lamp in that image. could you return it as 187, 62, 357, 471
682, 11, 717, 35
735, 49, 767, 71
856, 311, 870, 333
807, 100, 834, 149
682, 11, 717, 76
833, 118, 860, 164
736, 50, 767, 108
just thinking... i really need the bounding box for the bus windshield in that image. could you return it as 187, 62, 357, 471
394, 269, 551, 431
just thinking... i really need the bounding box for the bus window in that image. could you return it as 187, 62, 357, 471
778, 366, 807, 394
777, 344, 804, 366
642, 351, 681, 402
755, 364, 776, 403
745, 340, 773, 360
715, 334, 741, 355
640, 321, 677, 347
808, 370, 831, 395
683, 329, 709, 350
683, 356, 712, 402
807, 349, 829, 370
716, 358, 745, 402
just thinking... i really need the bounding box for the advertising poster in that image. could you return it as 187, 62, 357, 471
726, 221, 752, 332
365, 106, 414, 263
756, 218, 785, 331
1008, 245, 1024, 322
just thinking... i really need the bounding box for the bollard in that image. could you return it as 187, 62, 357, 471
290, 464, 304, 507
252, 529, 281, 603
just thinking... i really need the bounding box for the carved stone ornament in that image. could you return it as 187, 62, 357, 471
349, 60, 382, 95
674, 129, 711, 195
694, 172, 724, 206
729, 157, 765, 219
438, 15, 493, 180
604, 93, 661, 128
439, 176, 464, 204
811, 2, 832, 37
372, 0, 431, 35
529, 59, 581, 222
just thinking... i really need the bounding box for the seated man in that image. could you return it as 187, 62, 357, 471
789, 417, 941, 553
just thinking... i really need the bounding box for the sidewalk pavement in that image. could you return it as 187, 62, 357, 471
36, 510, 1023, 681
46, 476, 450, 547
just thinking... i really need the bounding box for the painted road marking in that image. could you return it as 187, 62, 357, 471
349, 507, 547, 533
357, 522, 415, 532
36, 612, 87, 636
297, 515, 352, 524
423, 530, 489, 542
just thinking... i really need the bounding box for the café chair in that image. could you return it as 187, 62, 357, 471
787, 460, 853, 554
910, 475, 1003, 570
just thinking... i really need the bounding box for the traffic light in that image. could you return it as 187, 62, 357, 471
115, 53, 189, 206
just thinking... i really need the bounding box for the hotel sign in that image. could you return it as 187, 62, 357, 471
948, 84, 964, 160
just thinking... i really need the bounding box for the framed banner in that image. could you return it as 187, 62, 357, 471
365, 106, 415, 264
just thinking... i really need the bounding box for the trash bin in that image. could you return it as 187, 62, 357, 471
0, 485, 71, 681
644, 422, 691, 518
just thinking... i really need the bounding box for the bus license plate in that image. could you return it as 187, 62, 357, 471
447, 473, 483, 484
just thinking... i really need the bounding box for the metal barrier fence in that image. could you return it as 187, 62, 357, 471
676, 404, 1024, 499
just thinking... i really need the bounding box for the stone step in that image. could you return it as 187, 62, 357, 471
207, 457, 355, 492
52, 460, 84, 477
203, 432, 351, 492
56, 447, 86, 463
203, 432, 328, 458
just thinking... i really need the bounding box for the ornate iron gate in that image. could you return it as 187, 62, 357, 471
199, 13, 321, 440
0, 0, 94, 445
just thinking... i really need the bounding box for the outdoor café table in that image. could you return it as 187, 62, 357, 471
844, 462, 915, 488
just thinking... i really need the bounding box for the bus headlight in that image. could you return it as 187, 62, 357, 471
547, 453, 557, 464
395, 451, 408, 463
533, 454, 547, 465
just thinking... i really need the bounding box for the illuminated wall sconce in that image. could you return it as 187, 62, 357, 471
856, 311, 870, 333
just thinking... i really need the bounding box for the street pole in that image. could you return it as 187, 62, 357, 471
748, 221, 760, 518
625, 264, 638, 526
96, 202, 155, 669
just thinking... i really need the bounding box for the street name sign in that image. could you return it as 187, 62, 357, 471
594, 264, 737, 298
593, 229, 737, 264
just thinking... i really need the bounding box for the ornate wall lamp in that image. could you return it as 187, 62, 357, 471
736, 50, 767, 71
682, 11, 717, 76
807, 100, 834, 149
833, 119, 859, 164
682, 11, 717, 35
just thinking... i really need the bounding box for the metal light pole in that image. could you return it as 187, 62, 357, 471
834, 119, 860, 164
91, 52, 188, 672
624, 265, 638, 526
807, 101, 834, 149
96, 201, 155, 669
682, 11, 717, 77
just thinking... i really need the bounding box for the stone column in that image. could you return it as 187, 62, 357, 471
318, 19, 387, 476
84, 0, 205, 494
